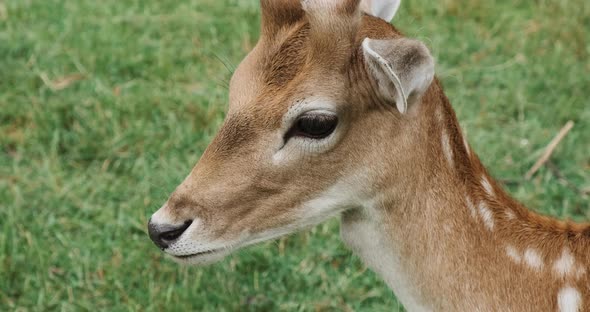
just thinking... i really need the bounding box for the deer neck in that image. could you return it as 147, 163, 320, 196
340, 81, 589, 311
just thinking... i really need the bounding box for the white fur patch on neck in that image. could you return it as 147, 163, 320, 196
462, 130, 471, 157
341, 207, 432, 311
441, 130, 454, 168
505, 209, 516, 220
477, 201, 494, 231
465, 195, 478, 220
481, 175, 494, 197
435, 106, 444, 123
505, 245, 521, 263
523, 248, 543, 270
554, 248, 575, 277
557, 286, 582, 312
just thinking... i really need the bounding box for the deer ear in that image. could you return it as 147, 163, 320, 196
362, 38, 434, 114
360, 0, 401, 21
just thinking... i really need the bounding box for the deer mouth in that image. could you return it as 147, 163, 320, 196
169, 247, 233, 265
175, 248, 221, 259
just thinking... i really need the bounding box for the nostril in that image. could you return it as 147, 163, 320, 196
158, 220, 193, 242
148, 219, 193, 250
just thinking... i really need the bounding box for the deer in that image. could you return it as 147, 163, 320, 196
147, 0, 589, 310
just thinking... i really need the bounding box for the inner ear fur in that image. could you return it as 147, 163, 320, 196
360, 0, 401, 22
362, 37, 435, 113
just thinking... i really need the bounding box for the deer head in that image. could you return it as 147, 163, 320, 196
148, 0, 434, 265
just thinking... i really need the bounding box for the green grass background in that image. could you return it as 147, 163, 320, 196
0, 0, 588, 310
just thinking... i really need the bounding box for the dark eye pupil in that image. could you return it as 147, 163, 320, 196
286, 114, 338, 140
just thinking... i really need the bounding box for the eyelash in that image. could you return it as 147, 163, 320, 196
284, 113, 339, 143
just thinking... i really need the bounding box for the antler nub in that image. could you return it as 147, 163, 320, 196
300, 0, 362, 67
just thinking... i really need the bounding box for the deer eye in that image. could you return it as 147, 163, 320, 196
285, 113, 338, 141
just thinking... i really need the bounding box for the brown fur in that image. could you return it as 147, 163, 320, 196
157, 1, 589, 310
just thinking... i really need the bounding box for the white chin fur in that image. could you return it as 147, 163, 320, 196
168, 248, 232, 266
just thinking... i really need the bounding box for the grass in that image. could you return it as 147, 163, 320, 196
0, 0, 588, 310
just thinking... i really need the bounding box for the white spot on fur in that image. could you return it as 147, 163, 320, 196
481, 176, 494, 197
478, 202, 494, 231
505, 209, 516, 220
557, 286, 581, 312
465, 196, 477, 220
523, 248, 543, 270
435, 106, 444, 123
554, 248, 575, 277
505, 245, 521, 263
462, 130, 470, 157
441, 130, 454, 167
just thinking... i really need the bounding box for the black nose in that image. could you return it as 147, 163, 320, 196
148, 219, 193, 250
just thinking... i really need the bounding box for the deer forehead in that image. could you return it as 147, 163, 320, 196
230, 0, 403, 114
228, 21, 397, 113
228, 25, 308, 111
228, 27, 348, 121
